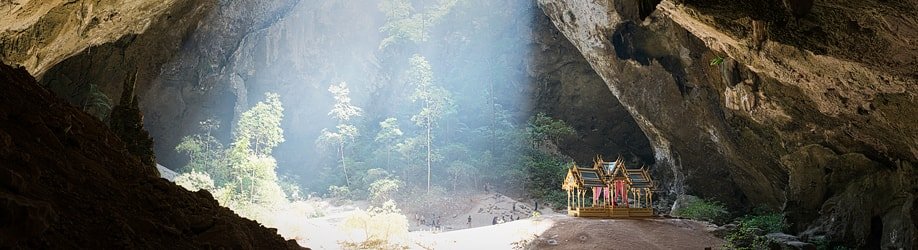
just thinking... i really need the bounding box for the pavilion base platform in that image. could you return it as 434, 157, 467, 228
567, 207, 654, 218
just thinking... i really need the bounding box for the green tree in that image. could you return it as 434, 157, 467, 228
446, 160, 476, 191
395, 136, 424, 178
236, 93, 285, 156
377, 0, 459, 50
526, 112, 577, 146
175, 118, 228, 184
407, 54, 455, 193
375, 118, 403, 170
369, 178, 402, 205
215, 94, 288, 215
173, 94, 290, 221
318, 82, 363, 188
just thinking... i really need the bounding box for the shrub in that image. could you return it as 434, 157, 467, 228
725, 213, 787, 249
279, 175, 305, 201
328, 185, 353, 200
340, 200, 409, 249
369, 178, 402, 205
674, 198, 728, 223
812, 237, 849, 250
174, 170, 216, 192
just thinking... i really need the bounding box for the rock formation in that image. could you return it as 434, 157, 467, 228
0, 63, 303, 249
537, 0, 916, 248
108, 72, 158, 177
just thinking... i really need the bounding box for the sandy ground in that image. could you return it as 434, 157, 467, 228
412, 193, 549, 232
528, 216, 725, 249
293, 194, 725, 249
414, 215, 725, 249
412, 217, 556, 249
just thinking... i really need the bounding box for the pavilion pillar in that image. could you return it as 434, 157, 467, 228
633, 190, 638, 208
647, 189, 653, 208
609, 184, 615, 207
624, 185, 629, 208
566, 190, 570, 210
576, 189, 581, 208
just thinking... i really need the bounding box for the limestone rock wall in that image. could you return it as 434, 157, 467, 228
538, 0, 916, 247
0, 62, 303, 249
0, 0, 183, 76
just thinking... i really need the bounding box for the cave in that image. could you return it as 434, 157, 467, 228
1, 0, 916, 249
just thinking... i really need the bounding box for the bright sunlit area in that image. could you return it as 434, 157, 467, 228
160, 0, 729, 249
166, 0, 584, 249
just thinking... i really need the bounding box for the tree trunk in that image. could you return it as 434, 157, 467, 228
426, 120, 431, 193
255, 137, 260, 156
250, 168, 256, 204
341, 141, 350, 188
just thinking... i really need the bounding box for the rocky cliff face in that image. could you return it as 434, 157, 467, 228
0, 63, 303, 249
538, 0, 916, 248
0, 0, 187, 77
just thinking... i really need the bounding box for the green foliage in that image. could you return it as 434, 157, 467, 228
341, 200, 409, 248
407, 55, 456, 130
375, 118, 404, 145
175, 118, 226, 183
328, 82, 363, 122
812, 237, 849, 250
674, 198, 729, 223
176, 133, 228, 183
445, 160, 476, 190
527, 113, 576, 144
725, 213, 787, 249
318, 82, 364, 188
379, 0, 412, 20
369, 178, 402, 205
395, 136, 426, 166
236, 93, 285, 156
82, 84, 112, 121
377, 0, 458, 50
742, 213, 785, 235
318, 124, 359, 151
174, 93, 290, 222
241, 156, 287, 206
174, 170, 216, 192
328, 185, 353, 200
710, 55, 725, 66
279, 175, 305, 201
521, 152, 569, 198
407, 54, 455, 193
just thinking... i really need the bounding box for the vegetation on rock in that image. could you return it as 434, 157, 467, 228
673, 197, 729, 223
